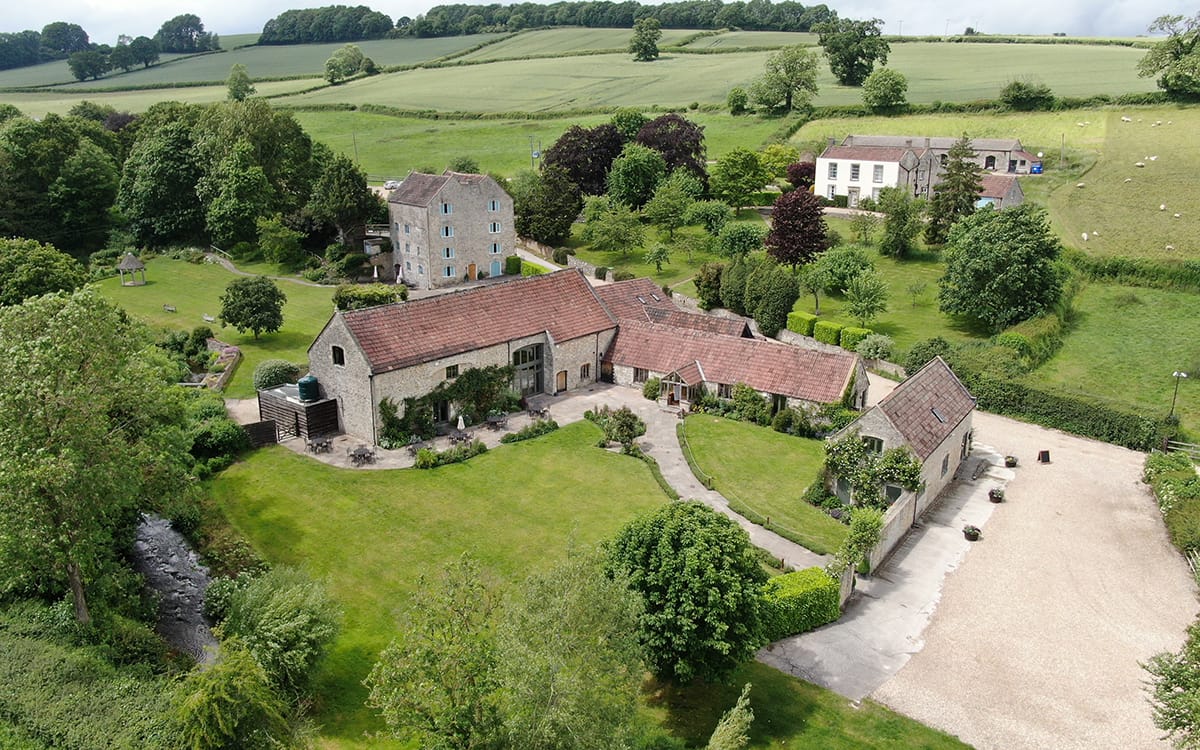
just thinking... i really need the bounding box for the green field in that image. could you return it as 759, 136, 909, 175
1, 78, 325, 118
683, 30, 819, 48
1025, 282, 1200, 432
458, 27, 697, 60
211, 423, 669, 747
682, 415, 847, 555
94, 258, 334, 399
0, 52, 196, 89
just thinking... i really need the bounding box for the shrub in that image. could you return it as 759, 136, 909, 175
716, 222, 767, 258
204, 573, 253, 623
252, 359, 300, 390
613, 270, 636, 282
594, 265, 609, 281
602, 406, 646, 449
855, 333, 894, 361
331, 283, 403, 311
684, 200, 733, 236
903, 336, 952, 376
771, 408, 794, 433
505, 255, 522, 275
499, 418, 559, 443
643, 376, 661, 400
812, 320, 843, 346
731, 383, 770, 426
994, 314, 1064, 369
786, 310, 817, 336
1000, 77, 1055, 111
839, 327, 871, 351
414, 439, 489, 468
814, 245, 874, 294
759, 568, 840, 641
190, 418, 250, 461
552, 247, 569, 265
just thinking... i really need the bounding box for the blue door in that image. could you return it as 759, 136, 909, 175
491, 260, 502, 277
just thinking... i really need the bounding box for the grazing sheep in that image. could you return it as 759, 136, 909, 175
1161, 204, 1167, 211
1082, 233, 1089, 241
1174, 213, 1182, 218
1124, 178, 1133, 183
1076, 182, 1085, 188
1166, 245, 1175, 251
1121, 116, 1132, 122
1135, 162, 1146, 167
1150, 156, 1158, 161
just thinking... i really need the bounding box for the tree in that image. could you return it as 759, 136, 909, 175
220, 276, 287, 340
0, 290, 191, 624
877, 187, 924, 258
754, 266, 799, 337
447, 155, 479, 172
635, 113, 707, 182
843, 269, 888, 326
542, 124, 625, 196
798, 262, 829, 314
766, 189, 829, 270
609, 108, 647, 141
498, 550, 644, 750
685, 200, 733, 236
0, 238, 88, 306
904, 336, 952, 376
924, 135, 983, 246
629, 17, 662, 61
325, 43, 364, 83
644, 172, 695, 239
1138, 13, 1200, 98
205, 142, 274, 247
706, 684, 754, 750
813, 244, 875, 295
366, 556, 503, 750
606, 143, 666, 208
582, 199, 645, 255
1146, 621, 1200, 749
155, 13, 216, 52
695, 262, 725, 310
758, 144, 801, 178
118, 119, 205, 248
716, 222, 766, 258
999, 77, 1055, 110
603, 406, 646, 450
108, 43, 136, 73
67, 50, 109, 81
47, 138, 120, 253
815, 17, 890, 86
129, 36, 160, 67
719, 254, 758, 314
513, 166, 583, 245
727, 86, 749, 114
861, 67, 908, 110
938, 204, 1063, 332
749, 45, 820, 113
226, 64, 256, 101
710, 148, 769, 214
786, 161, 816, 191
40, 22, 90, 56
644, 244, 672, 273
307, 151, 375, 247
257, 215, 306, 267
607, 501, 767, 683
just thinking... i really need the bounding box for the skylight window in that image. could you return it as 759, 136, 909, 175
931, 407, 946, 423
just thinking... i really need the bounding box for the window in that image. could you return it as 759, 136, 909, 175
394, 222, 400, 233
488, 222, 501, 233
440, 202, 452, 215
443, 247, 455, 259
717, 383, 733, 399
862, 436, 884, 453
850, 163, 861, 181
405, 261, 411, 270
941, 454, 950, 477
633, 367, 649, 383
441, 226, 453, 238
331, 346, 345, 366
580, 363, 591, 380
827, 162, 838, 179
404, 224, 410, 235
445, 364, 459, 379
418, 264, 424, 275
443, 265, 455, 278
405, 242, 411, 253
487, 199, 500, 211
873, 164, 884, 183
872, 188, 881, 200
885, 484, 903, 504
490, 242, 502, 254
939, 154, 948, 166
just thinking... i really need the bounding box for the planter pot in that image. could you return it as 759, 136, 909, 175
964, 528, 981, 541
1005, 455, 1018, 468
989, 489, 1004, 503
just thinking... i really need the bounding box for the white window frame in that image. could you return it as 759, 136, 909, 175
850, 163, 861, 182
487, 199, 500, 211
441, 226, 453, 238
827, 162, 838, 179
490, 242, 502, 254
404, 224, 410, 235
443, 247, 455, 259
873, 164, 884, 183
488, 222, 501, 234
440, 202, 452, 215
443, 265, 455, 278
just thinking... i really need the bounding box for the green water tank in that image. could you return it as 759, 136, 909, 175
297, 374, 320, 402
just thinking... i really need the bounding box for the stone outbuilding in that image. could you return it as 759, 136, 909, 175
977, 173, 1025, 210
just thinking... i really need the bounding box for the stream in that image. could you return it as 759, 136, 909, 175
130, 514, 218, 663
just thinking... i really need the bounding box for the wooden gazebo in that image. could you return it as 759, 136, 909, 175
116, 253, 146, 286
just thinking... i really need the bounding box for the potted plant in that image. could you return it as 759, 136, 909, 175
989, 487, 1005, 503
1005, 455, 1018, 468
963, 524, 981, 541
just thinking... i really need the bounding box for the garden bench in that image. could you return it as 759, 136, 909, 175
202, 314, 216, 323
162, 304, 176, 313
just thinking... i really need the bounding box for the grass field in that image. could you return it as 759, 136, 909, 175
458, 27, 697, 60
1, 78, 325, 118
1024, 282, 1200, 432
683, 31, 818, 48
94, 258, 334, 399
211, 423, 669, 747
681, 415, 847, 555
0, 52, 196, 89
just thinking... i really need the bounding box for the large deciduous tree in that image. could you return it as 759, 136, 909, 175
541, 123, 625, 196
324, 43, 365, 84
710, 148, 769, 215
766, 188, 829, 270
220, 276, 287, 339
155, 13, 217, 53
118, 119, 205, 248
635, 113, 707, 183
877, 186, 924, 258
0, 290, 191, 624
937, 204, 1064, 332
924, 135, 983, 246
815, 17, 890, 86
306, 150, 375, 247
204, 141, 274, 248
607, 501, 767, 683
606, 143, 666, 208
749, 45, 819, 113
67, 50, 109, 81
753, 264, 799, 337
48, 139, 120, 252
40, 22, 90, 56
512, 165, 583, 245
0, 238, 88, 306
582, 197, 645, 255
629, 16, 662, 61
861, 67, 908, 110
128, 36, 160, 68
1138, 13, 1200, 98
644, 171, 696, 239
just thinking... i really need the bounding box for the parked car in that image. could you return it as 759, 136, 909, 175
383, 180, 401, 190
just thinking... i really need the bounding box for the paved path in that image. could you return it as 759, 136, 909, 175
204, 253, 328, 287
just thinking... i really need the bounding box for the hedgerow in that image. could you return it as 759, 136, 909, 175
787, 310, 817, 336
839, 327, 872, 351
813, 320, 843, 346
759, 568, 840, 642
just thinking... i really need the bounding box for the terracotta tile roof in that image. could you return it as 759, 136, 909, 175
819, 145, 910, 162
979, 173, 1018, 198
1014, 150, 1040, 161
595, 278, 750, 337
645, 307, 750, 337
389, 172, 449, 206
342, 270, 616, 374
670, 360, 705, 386
606, 320, 857, 403
876, 356, 975, 460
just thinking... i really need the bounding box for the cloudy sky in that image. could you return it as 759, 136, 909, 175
5, 0, 1192, 45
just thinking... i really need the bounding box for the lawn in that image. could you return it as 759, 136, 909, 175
681, 415, 847, 555
210, 422, 669, 747
1024, 282, 1200, 434
458, 27, 698, 61
93, 258, 335, 399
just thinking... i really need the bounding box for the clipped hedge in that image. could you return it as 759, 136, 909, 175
760, 568, 841, 642
504, 254, 522, 276
994, 314, 1063, 368
813, 320, 843, 346
839, 327, 872, 351
787, 310, 817, 336
252, 358, 300, 390
499, 418, 558, 443
1145, 452, 1200, 553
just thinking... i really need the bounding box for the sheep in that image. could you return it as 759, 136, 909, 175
1161, 204, 1167, 211
1124, 178, 1133, 183
1076, 182, 1086, 188
1121, 116, 1133, 122
1082, 232, 1089, 241
1135, 162, 1146, 168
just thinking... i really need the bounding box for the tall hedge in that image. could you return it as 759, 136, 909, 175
504, 255, 522, 276
813, 320, 843, 346
839, 327, 872, 351
787, 310, 817, 336
760, 568, 840, 642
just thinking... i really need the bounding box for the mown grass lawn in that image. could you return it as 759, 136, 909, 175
1024, 282, 1200, 434
682, 30, 818, 48
681, 415, 846, 555
94, 258, 334, 398
210, 422, 669, 748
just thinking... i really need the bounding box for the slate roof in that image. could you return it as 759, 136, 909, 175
644, 307, 751, 337
595, 278, 750, 337
606, 319, 856, 403
979, 173, 1019, 199
875, 356, 975, 460
340, 270, 616, 374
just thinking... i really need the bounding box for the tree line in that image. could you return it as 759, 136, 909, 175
0, 14, 218, 74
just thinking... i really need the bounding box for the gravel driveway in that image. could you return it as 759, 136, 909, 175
873, 410, 1197, 750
